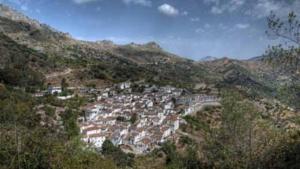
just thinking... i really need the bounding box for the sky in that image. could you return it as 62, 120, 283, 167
0, 0, 300, 60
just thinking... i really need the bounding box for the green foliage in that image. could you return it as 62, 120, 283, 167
61, 78, 69, 92
182, 146, 205, 169
101, 140, 135, 168
259, 140, 300, 169
130, 113, 138, 124
179, 136, 194, 145
276, 84, 300, 109
116, 116, 126, 122
131, 83, 145, 93
0, 66, 45, 88
199, 89, 292, 169
160, 141, 206, 169
0, 85, 117, 169
61, 109, 80, 139
264, 11, 300, 109
0, 33, 51, 88
43, 105, 55, 117
267, 11, 300, 46
161, 141, 182, 168
183, 115, 210, 132
102, 140, 117, 156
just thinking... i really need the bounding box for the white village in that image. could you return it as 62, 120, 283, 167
77, 82, 220, 154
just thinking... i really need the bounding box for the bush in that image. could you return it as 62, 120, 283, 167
102, 140, 135, 168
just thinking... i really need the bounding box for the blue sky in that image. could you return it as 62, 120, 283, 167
0, 0, 299, 60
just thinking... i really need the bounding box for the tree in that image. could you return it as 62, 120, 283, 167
102, 140, 117, 156
61, 78, 69, 92
182, 145, 203, 169
260, 139, 300, 169
265, 11, 300, 109
130, 113, 138, 124
116, 116, 126, 122
161, 141, 182, 167
267, 11, 300, 46
61, 109, 79, 139
265, 11, 300, 69
101, 140, 135, 168
204, 90, 259, 169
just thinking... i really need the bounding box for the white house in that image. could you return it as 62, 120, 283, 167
136, 138, 152, 153
48, 87, 62, 94
145, 100, 154, 108
161, 86, 171, 93
85, 127, 101, 136
83, 134, 106, 148
184, 106, 195, 115
120, 128, 129, 136
119, 82, 131, 90
169, 116, 179, 132
130, 130, 146, 144
164, 101, 175, 110
111, 132, 123, 145
57, 95, 74, 100
85, 104, 107, 120
80, 123, 95, 133
161, 126, 172, 139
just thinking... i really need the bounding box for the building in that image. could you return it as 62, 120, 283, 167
48, 87, 62, 94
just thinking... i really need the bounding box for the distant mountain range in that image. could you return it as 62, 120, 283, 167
199, 56, 218, 61
0, 4, 299, 108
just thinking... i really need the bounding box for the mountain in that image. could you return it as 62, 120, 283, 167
0, 4, 219, 89
0, 4, 299, 108
199, 56, 218, 61
1, 4, 300, 169
247, 55, 264, 61
0, 32, 50, 87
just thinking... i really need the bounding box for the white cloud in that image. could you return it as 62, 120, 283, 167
179, 0, 300, 19
182, 11, 188, 16
35, 9, 41, 13
73, 0, 98, 4
158, 4, 179, 17
246, 0, 300, 19
211, 6, 223, 14
206, 0, 245, 14
228, 0, 245, 11
20, 5, 28, 11
204, 0, 220, 5
218, 23, 228, 30
195, 28, 205, 34
96, 6, 101, 11
122, 0, 152, 7
73, 0, 152, 7
204, 23, 211, 29
235, 23, 250, 29
190, 17, 200, 22
231, 0, 245, 6
4, 0, 30, 11
250, 0, 281, 18
195, 23, 212, 34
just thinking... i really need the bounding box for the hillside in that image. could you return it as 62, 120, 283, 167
1, 3, 300, 108
0, 4, 220, 89
0, 32, 50, 87
1, 3, 300, 169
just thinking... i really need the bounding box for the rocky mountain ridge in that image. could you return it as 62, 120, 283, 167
0, 3, 299, 108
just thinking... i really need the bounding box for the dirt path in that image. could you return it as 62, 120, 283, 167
189, 102, 221, 116
46, 68, 72, 79
177, 129, 204, 143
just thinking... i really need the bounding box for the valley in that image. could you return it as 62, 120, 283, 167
0, 2, 300, 169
